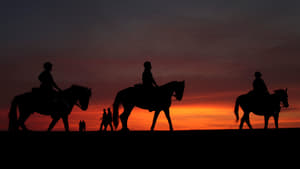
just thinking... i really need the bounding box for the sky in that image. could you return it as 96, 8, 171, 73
1, 0, 300, 131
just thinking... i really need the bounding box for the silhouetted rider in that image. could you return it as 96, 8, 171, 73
143, 61, 158, 88
252, 72, 269, 96
39, 62, 62, 95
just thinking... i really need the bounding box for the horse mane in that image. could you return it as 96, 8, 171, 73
274, 89, 285, 94
161, 81, 179, 88
71, 85, 85, 89
272, 89, 288, 100
67, 85, 91, 97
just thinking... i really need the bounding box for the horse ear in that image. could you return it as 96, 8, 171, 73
285, 88, 288, 92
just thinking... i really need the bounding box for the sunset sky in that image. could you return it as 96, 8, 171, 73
1, 0, 300, 131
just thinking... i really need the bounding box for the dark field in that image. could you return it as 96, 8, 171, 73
3, 128, 300, 138
3, 128, 300, 144
2, 129, 299, 166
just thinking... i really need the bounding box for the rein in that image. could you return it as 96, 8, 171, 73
75, 102, 82, 108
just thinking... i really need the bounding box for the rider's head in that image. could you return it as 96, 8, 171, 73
144, 61, 152, 70
254, 72, 262, 78
44, 62, 52, 71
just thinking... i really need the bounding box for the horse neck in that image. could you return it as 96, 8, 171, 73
62, 88, 78, 106
271, 93, 282, 106
162, 81, 177, 96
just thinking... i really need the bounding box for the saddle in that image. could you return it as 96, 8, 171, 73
32, 88, 63, 107
134, 84, 159, 111
32, 88, 71, 115
134, 84, 158, 95
247, 91, 271, 111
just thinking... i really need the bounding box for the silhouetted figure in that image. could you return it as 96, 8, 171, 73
37, 62, 62, 106
113, 81, 185, 131
99, 109, 107, 131
79, 120, 86, 132
106, 108, 113, 131
234, 72, 289, 129
141, 61, 159, 111
39, 62, 62, 94
9, 85, 91, 132
245, 72, 270, 111
99, 108, 113, 131
235, 83, 289, 129
143, 61, 158, 88
252, 72, 269, 96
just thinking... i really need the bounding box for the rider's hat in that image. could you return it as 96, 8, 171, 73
144, 61, 152, 69
254, 71, 262, 78
44, 62, 52, 70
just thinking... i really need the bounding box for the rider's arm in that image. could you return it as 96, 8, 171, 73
50, 75, 62, 92
53, 81, 62, 92
152, 75, 158, 87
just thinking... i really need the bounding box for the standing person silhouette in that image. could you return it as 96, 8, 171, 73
38, 62, 62, 99
99, 108, 113, 131
79, 120, 86, 132
142, 61, 158, 88
106, 108, 113, 131
99, 109, 107, 131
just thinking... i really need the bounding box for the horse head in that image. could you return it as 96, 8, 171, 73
275, 88, 289, 108
71, 85, 92, 110
174, 81, 185, 101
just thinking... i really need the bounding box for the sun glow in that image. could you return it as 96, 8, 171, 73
18, 104, 237, 131
2, 98, 299, 131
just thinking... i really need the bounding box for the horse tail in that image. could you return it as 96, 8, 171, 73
113, 91, 122, 129
234, 96, 241, 122
8, 96, 19, 131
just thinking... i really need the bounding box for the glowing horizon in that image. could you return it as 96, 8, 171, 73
1, 101, 298, 131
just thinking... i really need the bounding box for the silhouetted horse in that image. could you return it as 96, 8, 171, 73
234, 89, 289, 129
113, 81, 185, 131
8, 85, 91, 131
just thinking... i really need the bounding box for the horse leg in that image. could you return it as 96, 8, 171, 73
244, 112, 252, 129
164, 109, 173, 131
264, 115, 270, 129
274, 112, 279, 129
109, 123, 114, 131
239, 105, 246, 129
239, 114, 245, 129
104, 124, 108, 131
48, 116, 60, 131
18, 110, 31, 131
62, 115, 69, 132
120, 104, 133, 131
150, 110, 161, 131
100, 122, 104, 131
240, 112, 252, 129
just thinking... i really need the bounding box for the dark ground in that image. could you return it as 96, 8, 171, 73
2, 128, 300, 147
2, 129, 299, 166
2, 127, 300, 137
